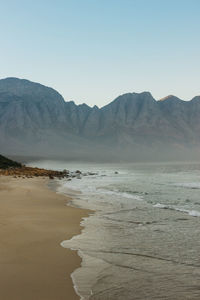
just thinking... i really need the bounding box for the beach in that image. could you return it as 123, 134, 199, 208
0, 176, 89, 300
2, 161, 200, 300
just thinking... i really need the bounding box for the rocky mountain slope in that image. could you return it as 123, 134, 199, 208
0, 77, 199, 161
0, 154, 22, 169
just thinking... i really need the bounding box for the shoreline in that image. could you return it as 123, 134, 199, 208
0, 176, 90, 300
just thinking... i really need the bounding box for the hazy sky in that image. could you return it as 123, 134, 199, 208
0, 0, 200, 107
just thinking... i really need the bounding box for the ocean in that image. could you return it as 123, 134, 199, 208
28, 161, 200, 300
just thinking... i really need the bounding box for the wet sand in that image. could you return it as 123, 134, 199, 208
0, 176, 89, 300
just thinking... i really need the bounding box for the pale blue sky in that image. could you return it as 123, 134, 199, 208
0, 0, 200, 106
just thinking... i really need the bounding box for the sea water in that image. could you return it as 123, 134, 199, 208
29, 161, 200, 300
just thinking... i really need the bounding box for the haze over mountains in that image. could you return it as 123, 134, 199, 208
0, 77, 200, 161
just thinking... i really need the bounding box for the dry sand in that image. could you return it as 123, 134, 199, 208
0, 176, 89, 300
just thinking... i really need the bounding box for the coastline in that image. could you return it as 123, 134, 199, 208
0, 176, 90, 300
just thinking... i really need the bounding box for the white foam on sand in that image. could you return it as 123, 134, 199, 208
58, 174, 143, 300
61, 239, 110, 300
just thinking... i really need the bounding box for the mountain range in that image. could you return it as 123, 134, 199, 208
0, 77, 200, 161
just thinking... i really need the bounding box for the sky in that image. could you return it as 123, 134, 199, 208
0, 0, 200, 107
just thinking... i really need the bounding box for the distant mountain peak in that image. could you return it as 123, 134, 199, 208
139, 91, 153, 97
159, 95, 175, 101
109, 91, 154, 104
123, 91, 153, 97
0, 77, 65, 104
159, 95, 182, 102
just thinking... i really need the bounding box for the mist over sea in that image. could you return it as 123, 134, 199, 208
29, 161, 200, 300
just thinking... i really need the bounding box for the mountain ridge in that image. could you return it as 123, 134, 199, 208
2, 77, 198, 106
0, 77, 200, 161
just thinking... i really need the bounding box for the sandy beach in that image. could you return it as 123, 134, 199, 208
0, 176, 89, 300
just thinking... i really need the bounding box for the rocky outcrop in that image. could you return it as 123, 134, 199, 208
0, 154, 22, 169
